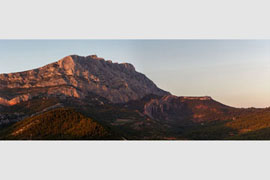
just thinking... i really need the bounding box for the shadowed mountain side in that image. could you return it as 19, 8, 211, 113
143, 95, 236, 124
1, 95, 270, 140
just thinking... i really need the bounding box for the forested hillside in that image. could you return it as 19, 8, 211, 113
0, 108, 115, 140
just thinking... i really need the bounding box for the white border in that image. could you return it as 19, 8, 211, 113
0, 0, 270, 39
1, 0, 270, 180
0, 141, 269, 180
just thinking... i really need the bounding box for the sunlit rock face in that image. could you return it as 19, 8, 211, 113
0, 55, 169, 105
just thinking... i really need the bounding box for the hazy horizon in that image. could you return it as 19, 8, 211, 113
0, 40, 269, 108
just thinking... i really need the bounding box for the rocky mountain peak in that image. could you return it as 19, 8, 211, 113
86, 54, 104, 60
59, 55, 136, 72
0, 55, 170, 105
57, 56, 76, 75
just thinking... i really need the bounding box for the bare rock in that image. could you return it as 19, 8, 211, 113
0, 55, 169, 105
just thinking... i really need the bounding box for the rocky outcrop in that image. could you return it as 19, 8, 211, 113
0, 95, 31, 106
0, 55, 169, 105
144, 95, 233, 124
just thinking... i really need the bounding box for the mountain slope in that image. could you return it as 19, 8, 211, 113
0, 55, 169, 105
0, 108, 116, 140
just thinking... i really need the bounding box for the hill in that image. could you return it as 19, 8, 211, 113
0, 108, 116, 140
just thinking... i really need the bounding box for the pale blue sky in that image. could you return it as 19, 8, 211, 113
0, 40, 269, 108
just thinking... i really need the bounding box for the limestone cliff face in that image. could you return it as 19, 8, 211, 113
0, 55, 169, 105
143, 95, 233, 124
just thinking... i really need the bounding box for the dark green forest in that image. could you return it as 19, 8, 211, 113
0, 108, 114, 140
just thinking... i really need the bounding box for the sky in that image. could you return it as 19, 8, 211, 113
0, 40, 269, 108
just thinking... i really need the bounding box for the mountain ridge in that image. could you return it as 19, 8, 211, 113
0, 55, 169, 105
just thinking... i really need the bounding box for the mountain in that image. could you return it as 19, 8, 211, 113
0, 55, 169, 106
1, 54, 270, 140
